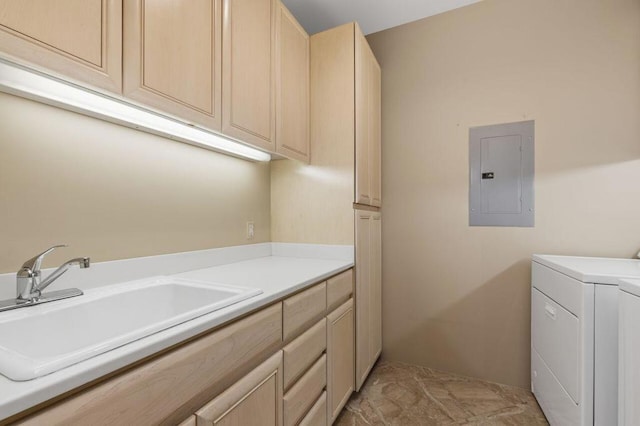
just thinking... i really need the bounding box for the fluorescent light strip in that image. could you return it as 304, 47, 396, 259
0, 60, 271, 162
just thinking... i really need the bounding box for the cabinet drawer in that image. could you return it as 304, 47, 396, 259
178, 416, 196, 426
283, 354, 326, 426
327, 269, 353, 312
196, 351, 283, 426
283, 319, 326, 390
19, 304, 283, 425
283, 282, 327, 341
531, 288, 580, 403
299, 391, 327, 426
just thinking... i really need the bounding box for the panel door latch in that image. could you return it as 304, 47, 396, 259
481, 172, 495, 179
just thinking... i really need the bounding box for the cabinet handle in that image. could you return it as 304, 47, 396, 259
544, 303, 556, 320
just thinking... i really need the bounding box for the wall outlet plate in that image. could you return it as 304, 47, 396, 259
246, 222, 255, 240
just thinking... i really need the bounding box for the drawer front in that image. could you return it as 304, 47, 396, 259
283, 282, 327, 341
532, 261, 585, 317
327, 269, 353, 312
19, 304, 283, 426
178, 416, 197, 426
283, 319, 327, 390
532, 288, 580, 403
283, 354, 327, 426
299, 391, 327, 426
532, 348, 582, 425
196, 351, 283, 426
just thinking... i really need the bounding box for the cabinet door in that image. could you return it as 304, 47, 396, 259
355, 210, 371, 390
0, 0, 121, 93
178, 416, 196, 426
355, 211, 382, 391
371, 213, 382, 360
369, 57, 382, 207
275, 1, 309, 163
327, 299, 354, 424
222, 0, 276, 151
123, 0, 222, 130
354, 25, 370, 205
196, 351, 284, 426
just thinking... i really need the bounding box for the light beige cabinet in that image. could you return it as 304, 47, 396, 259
355, 210, 382, 390
304, 22, 382, 391
310, 22, 381, 207
0, 0, 312, 162
275, 0, 310, 163
355, 26, 382, 208
123, 0, 222, 130
369, 53, 382, 208
196, 351, 284, 426
327, 298, 355, 423
178, 416, 197, 426
222, 0, 276, 151
0, 0, 122, 93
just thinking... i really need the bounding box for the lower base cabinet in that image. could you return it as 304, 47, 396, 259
196, 351, 284, 426
327, 299, 355, 424
10, 269, 355, 426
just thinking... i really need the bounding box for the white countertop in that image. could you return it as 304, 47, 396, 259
619, 278, 640, 297
533, 254, 640, 285
0, 243, 353, 420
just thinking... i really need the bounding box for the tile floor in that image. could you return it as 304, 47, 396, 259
335, 360, 549, 425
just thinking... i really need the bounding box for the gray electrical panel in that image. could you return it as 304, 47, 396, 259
469, 120, 534, 227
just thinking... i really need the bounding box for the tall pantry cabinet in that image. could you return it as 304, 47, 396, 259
354, 26, 382, 391
309, 22, 382, 393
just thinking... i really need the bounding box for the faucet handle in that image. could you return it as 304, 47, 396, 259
21, 244, 68, 272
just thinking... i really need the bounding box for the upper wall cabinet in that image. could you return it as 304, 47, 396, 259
313, 23, 381, 207
275, 0, 309, 163
0, 0, 122, 93
0, 0, 310, 161
369, 49, 382, 207
355, 26, 381, 207
222, 0, 276, 151
123, 0, 222, 130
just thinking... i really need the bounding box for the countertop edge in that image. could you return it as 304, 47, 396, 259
532, 255, 640, 285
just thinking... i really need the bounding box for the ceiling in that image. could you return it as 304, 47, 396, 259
281, 0, 482, 35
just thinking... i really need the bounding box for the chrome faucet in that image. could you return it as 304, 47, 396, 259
1, 245, 89, 312
17, 245, 90, 302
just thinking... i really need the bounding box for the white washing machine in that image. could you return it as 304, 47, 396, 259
531, 255, 640, 425
618, 278, 640, 426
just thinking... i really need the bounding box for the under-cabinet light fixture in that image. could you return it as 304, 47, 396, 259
0, 59, 271, 162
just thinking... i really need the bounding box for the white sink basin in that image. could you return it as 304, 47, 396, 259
0, 277, 262, 381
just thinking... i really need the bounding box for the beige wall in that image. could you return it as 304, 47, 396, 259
0, 92, 271, 273
367, 0, 640, 388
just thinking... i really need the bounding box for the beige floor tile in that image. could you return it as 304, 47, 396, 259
335, 361, 548, 426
